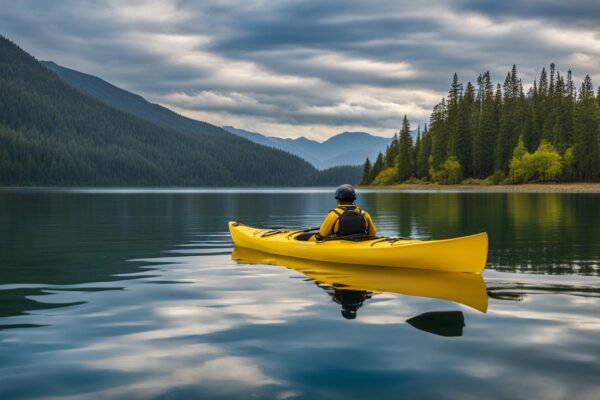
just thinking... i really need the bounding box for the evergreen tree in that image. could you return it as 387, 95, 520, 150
430, 99, 447, 168
413, 125, 421, 178
535, 67, 548, 143
495, 65, 523, 172
543, 63, 557, 139
555, 71, 575, 151
360, 158, 372, 185
385, 133, 399, 167
416, 124, 431, 179
525, 79, 541, 151
446, 73, 463, 159
473, 73, 498, 177
371, 153, 384, 182
573, 75, 600, 181
396, 115, 414, 182
455, 81, 474, 176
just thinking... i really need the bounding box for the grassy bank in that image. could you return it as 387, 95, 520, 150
363, 182, 600, 193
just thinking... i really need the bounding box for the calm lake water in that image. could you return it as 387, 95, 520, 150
1, 188, 599, 399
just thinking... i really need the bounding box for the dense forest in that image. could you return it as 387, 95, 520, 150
361, 65, 600, 185
0, 36, 358, 186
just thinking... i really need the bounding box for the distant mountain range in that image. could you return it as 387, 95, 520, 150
223, 126, 392, 169
0, 35, 361, 186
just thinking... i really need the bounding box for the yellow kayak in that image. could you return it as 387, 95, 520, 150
229, 221, 488, 273
231, 247, 488, 313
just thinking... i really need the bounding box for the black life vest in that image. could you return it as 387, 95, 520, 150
331, 206, 368, 236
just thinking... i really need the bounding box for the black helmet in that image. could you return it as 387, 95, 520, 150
334, 184, 356, 202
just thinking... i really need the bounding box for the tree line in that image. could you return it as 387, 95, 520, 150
361, 64, 600, 185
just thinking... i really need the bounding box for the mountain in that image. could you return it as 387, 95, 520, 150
0, 35, 359, 186
41, 61, 227, 137
223, 126, 392, 169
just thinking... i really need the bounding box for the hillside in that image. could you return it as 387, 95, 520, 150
42, 61, 229, 137
223, 126, 392, 169
0, 36, 360, 186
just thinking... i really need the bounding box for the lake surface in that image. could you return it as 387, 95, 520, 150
1, 188, 599, 399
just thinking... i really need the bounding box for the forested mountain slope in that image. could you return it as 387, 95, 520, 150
42, 61, 231, 137
0, 36, 357, 186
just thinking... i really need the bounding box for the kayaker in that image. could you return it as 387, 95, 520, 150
318, 184, 377, 238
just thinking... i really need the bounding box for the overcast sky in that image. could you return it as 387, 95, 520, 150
2, 0, 600, 140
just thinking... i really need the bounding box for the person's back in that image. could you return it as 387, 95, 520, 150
319, 184, 377, 238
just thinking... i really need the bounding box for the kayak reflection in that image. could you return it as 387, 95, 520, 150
231, 247, 488, 314
406, 311, 465, 337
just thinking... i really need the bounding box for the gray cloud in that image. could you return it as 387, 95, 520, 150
1, 0, 599, 139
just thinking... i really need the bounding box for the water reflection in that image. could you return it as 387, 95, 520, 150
231, 246, 489, 314
406, 311, 465, 337
319, 286, 372, 320
1, 189, 599, 399
487, 282, 600, 302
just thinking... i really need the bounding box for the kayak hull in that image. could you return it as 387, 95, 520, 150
229, 221, 488, 273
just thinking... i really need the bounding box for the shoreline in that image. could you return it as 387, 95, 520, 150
363, 182, 600, 193
0, 183, 599, 193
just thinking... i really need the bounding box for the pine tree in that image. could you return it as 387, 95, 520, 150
396, 115, 414, 182
535, 67, 548, 143
473, 72, 497, 178
543, 63, 557, 139
371, 153, 384, 182
417, 124, 431, 179
525, 79, 541, 152
496, 65, 523, 172
552, 70, 575, 152
573, 75, 600, 180
430, 99, 447, 168
455, 81, 474, 176
446, 73, 463, 159
385, 133, 399, 167
360, 158, 372, 185
414, 125, 421, 178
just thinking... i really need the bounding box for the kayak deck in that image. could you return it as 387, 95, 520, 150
229, 221, 488, 273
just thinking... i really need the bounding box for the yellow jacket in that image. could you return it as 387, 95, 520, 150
319, 205, 377, 237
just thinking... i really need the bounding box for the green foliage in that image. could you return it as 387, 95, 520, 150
396, 115, 414, 182
364, 63, 600, 185
372, 167, 397, 186
429, 156, 463, 184
461, 178, 483, 185
573, 75, 600, 181
360, 158, 372, 185
562, 147, 576, 181
370, 153, 384, 183
508, 139, 563, 183
384, 134, 399, 168
416, 124, 431, 179
483, 170, 506, 185
430, 100, 448, 169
